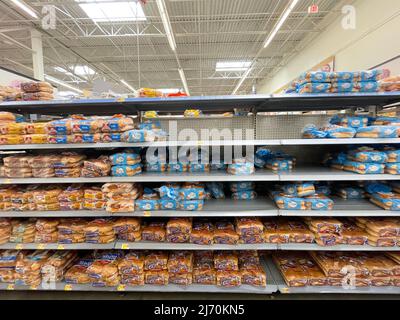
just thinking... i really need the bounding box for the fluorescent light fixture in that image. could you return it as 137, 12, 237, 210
263, 0, 300, 48
77, 1, 146, 22
160, 88, 180, 94
54, 66, 74, 76
120, 79, 135, 92
216, 61, 251, 72
11, 0, 38, 19
231, 65, 252, 95
156, 0, 176, 51
178, 68, 190, 96
73, 65, 95, 76
45, 75, 83, 94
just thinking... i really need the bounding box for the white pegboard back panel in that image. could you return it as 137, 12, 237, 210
158, 116, 256, 141
256, 114, 331, 139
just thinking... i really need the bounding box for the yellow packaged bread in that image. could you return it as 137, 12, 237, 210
0, 123, 24, 135
0, 112, 16, 122
22, 134, 48, 144
0, 135, 24, 145
22, 123, 47, 134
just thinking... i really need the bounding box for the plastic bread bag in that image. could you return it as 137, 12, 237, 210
136, 189, 160, 210
71, 119, 102, 134
167, 251, 193, 274
330, 115, 369, 128
111, 164, 142, 177
158, 183, 181, 200
21, 81, 53, 93
109, 151, 141, 166
179, 200, 204, 211
0, 135, 24, 145
22, 122, 47, 135
213, 226, 239, 245
139, 120, 162, 130
166, 217, 192, 235
331, 71, 360, 83
167, 162, 188, 172
143, 162, 166, 173
141, 221, 166, 242
0, 112, 16, 122
159, 198, 178, 210
193, 268, 216, 284
106, 199, 135, 213
235, 218, 264, 237
385, 163, 400, 175
241, 265, 267, 287
0, 202, 12, 211
168, 273, 192, 285
81, 156, 111, 177
4, 167, 32, 178
273, 194, 306, 210
304, 217, 342, 234
100, 132, 121, 143
315, 184, 331, 196
372, 116, 400, 126
356, 126, 398, 138
229, 182, 255, 192
121, 129, 146, 143
188, 163, 210, 173
298, 83, 332, 94
45, 119, 72, 135
21, 134, 47, 144
356, 81, 379, 93
265, 158, 293, 172
298, 71, 332, 85
53, 152, 86, 168
179, 184, 206, 200
206, 182, 225, 199
3, 155, 33, 168
83, 199, 106, 210
101, 183, 135, 194
304, 194, 334, 211
31, 167, 55, 178
364, 182, 392, 194
33, 187, 62, 204
231, 190, 257, 200
343, 161, 385, 174
324, 125, 356, 138
58, 185, 84, 202
144, 270, 168, 285
227, 162, 255, 175
47, 135, 74, 144
190, 221, 214, 245
210, 161, 226, 171
336, 186, 365, 199
0, 122, 24, 135
117, 251, 145, 274
54, 167, 81, 177
213, 251, 238, 271
360, 69, 389, 82
282, 182, 315, 197
302, 124, 327, 139
384, 149, 400, 163
369, 193, 400, 211
84, 187, 105, 200
347, 147, 388, 163
144, 251, 168, 271
330, 82, 359, 93
72, 133, 101, 144
100, 115, 134, 133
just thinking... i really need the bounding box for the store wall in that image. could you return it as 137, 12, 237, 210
257, 0, 400, 93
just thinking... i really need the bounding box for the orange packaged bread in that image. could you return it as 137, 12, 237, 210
3, 155, 33, 168
141, 221, 166, 242
144, 251, 168, 271
144, 270, 169, 285
214, 251, 238, 271
58, 185, 84, 202
216, 270, 241, 287
84, 187, 105, 200
190, 220, 214, 245
213, 220, 239, 245
0, 112, 16, 122
167, 251, 193, 274
118, 251, 145, 274
240, 265, 267, 287
33, 187, 62, 204
101, 182, 137, 194
106, 199, 135, 213
21, 81, 53, 93
0, 135, 24, 145
113, 217, 141, 234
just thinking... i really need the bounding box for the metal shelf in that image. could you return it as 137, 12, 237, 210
0, 199, 279, 218
280, 138, 400, 145
2, 93, 400, 114
114, 241, 278, 250
0, 168, 397, 184
279, 198, 400, 217
278, 243, 400, 251
0, 259, 278, 294
0, 243, 115, 250
279, 167, 399, 181
266, 259, 400, 295
2, 138, 400, 151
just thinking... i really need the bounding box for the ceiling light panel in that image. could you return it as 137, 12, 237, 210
77, 1, 146, 22
216, 61, 252, 72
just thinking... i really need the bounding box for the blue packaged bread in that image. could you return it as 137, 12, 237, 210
168, 162, 188, 172
231, 190, 257, 200
385, 163, 400, 175
298, 71, 332, 84
369, 193, 400, 211
273, 193, 306, 210
325, 125, 356, 138
304, 194, 334, 211
265, 158, 293, 172
229, 182, 255, 192
302, 124, 327, 139
121, 129, 146, 142
144, 163, 167, 172
136, 190, 160, 211
188, 163, 210, 172
179, 184, 206, 200
227, 162, 255, 175
109, 152, 141, 165
179, 200, 204, 211
343, 160, 385, 174
160, 199, 178, 210
336, 187, 365, 199
100, 133, 121, 142
111, 164, 142, 176
282, 182, 315, 197
331, 71, 360, 82
158, 184, 181, 199
385, 149, 400, 163
356, 126, 398, 138
347, 148, 388, 163
331, 82, 358, 93
330, 115, 369, 128
206, 182, 225, 199
298, 82, 331, 94
357, 81, 379, 92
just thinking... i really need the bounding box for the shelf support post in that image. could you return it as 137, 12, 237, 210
30, 29, 45, 81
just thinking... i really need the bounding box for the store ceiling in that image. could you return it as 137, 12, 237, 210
0, 0, 345, 96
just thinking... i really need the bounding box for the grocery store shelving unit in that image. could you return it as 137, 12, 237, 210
1, 93, 400, 295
